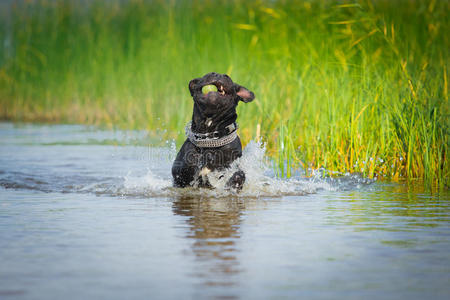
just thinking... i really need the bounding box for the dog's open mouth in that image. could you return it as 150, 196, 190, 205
202, 84, 226, 95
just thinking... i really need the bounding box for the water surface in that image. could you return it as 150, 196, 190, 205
0, 123, 449, 299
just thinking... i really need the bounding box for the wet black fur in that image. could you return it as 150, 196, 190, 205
172, 72, 254, 190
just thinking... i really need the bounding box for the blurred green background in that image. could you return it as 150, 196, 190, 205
0, 0, 448, 186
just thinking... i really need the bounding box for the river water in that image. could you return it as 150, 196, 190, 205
0, 122, 449, 299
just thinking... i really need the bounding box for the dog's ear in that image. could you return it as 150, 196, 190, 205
189, 78, 201, 97
235, 84, 255, 103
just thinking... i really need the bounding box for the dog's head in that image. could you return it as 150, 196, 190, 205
188, 72, 254, 116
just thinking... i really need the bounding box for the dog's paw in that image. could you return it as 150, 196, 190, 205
225, 170, 245, 192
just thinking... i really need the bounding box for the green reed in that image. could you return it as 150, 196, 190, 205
0, 0, 448, 187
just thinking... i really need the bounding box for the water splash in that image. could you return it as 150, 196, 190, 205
0, 122, 373, 198
122, 169, 172, 197
119, 141, 372, 198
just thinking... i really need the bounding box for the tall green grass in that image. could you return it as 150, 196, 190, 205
0, 0, 448, 187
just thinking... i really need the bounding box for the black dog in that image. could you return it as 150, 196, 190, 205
172, 72, 255, 190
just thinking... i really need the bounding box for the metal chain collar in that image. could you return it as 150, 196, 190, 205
185, 121, 238, 148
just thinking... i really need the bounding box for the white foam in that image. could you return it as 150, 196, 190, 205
206, 140, 335, 197
122, 170, 173, 197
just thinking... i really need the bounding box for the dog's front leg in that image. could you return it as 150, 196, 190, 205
172, 161, 197, 187
172, 140, 201, 187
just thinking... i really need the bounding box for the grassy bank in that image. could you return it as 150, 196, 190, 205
0, 0, 448, 187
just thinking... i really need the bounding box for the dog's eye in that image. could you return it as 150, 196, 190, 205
202, 85, 217, 94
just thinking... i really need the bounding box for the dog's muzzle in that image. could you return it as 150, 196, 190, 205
185, 122, 238, 148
